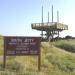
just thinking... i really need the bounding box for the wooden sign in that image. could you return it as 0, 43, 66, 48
4, 36, 41, 70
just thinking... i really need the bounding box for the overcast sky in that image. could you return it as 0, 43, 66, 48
0, 0, 75, 37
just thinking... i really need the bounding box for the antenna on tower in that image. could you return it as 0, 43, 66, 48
41, 6, 43, 39
52, 5, 53, 23
48, 11, 49, 23
42, 6, 43, 24
57, 10, 59, 37
57, 10, 59, 23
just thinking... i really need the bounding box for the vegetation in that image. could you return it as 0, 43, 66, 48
0, 36, 75, 75
53, 39, 75, 53
0, 36, 3, 55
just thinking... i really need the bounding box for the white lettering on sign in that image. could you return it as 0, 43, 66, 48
7, 50, 15, 55
8, 38, 35, 46
16, 47, 29, 50
10, 38, 34, 43
30, 50, 38, 54
10, 39, 22, 42
24, 39, 34, 42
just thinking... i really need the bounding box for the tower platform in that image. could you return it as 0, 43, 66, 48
31, 22, 68, 31
31, 22, 68, 41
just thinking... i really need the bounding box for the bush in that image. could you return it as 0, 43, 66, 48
6, 61, 24, 72
65, 35, 72, 39
55, 42, 75, 53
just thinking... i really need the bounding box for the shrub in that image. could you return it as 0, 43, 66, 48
55, 43, 75, 53
6, 61, 24, 72
53, 40, 75, 53
65, 35, 72, 39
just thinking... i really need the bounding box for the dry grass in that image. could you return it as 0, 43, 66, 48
0, 37, 75, 75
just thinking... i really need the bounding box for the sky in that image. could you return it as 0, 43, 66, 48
0, 0, 75, 37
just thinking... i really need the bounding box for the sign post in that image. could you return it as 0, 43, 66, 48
3, 49, 6, 68
4, 36, 41, 70
38, 52, 41, 71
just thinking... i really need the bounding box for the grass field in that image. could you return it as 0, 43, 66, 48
0, 36, 3, 55
0, 36, 75, 75
53, 39, 75, 53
